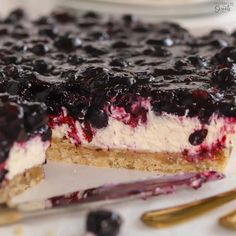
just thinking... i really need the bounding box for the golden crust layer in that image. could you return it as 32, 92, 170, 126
48, 138, 230, 173
0, 165, 44, 203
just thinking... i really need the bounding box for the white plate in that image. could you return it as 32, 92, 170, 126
1, 150, 236, 236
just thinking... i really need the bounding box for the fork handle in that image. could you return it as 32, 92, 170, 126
0, 207, 22, 226
141, 189, 236, 228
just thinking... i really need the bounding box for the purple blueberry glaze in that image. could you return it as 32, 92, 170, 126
0, 8, 235, 130
0, 9, 236, 165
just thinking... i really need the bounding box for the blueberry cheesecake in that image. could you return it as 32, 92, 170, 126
0, 94, 51, 202
1, 8, 236, 175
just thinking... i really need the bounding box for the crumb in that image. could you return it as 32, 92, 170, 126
14, 226, 24, 236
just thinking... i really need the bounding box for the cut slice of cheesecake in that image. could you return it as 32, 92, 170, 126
0, 94, 51, 202
48, 104, 235, 173
0, 8, 236, 175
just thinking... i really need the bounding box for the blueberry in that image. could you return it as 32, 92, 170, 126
0, 28, 8, 36
5, 8, 26, 23
0, 140, 10, 164
174, 59, 188, 69
210, 39, 228, 48
143, 46, 171, 57
86, 107, 108, 129
34, 16, 51, 25
146, 37, 173, 47
89, 31, 109, 40
54, 34, 82, 51
83, 11, 99, 19
86, 210, 122, 236
33, 59, 48, 74
67, 55, 84, 65
12, 43, 28, 52
31, 43, 49, 55
189, 129, 208, 145
231, 30, 236, 38
0, 71, 6, 80
3, 55, 19, 65
112, 41, 129, 49
214, 46, 236, 64
188, 55, 206, 67
4, 65, 19, 78
51, 11, 76, 23
11, 29, 29, 39
84, 45, 108, 56
24, 103, 48, 132
38, 26, 58, 38
132, 24, 150, 33
110, 58, 129, 67
122, 14, 136, 24
211, 68, 235, 88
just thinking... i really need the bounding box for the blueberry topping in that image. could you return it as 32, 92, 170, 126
54, 34, 82, 51
0, 28, 8, 36
84, 45, 108, 56
4, 65, 19, 78
86, 107, 108, 129
122, 14, 136, 25
211, 68, 235, 88
0, 8, 236, 150
83, 11, 99, 19
189, 129, 208, 146
31, 43, 49, 55
67, 55, 84, 65
86, 210, 122, 236
51, 10, 76, 23
146, 37, 173, 47
38, 26, 58, 38
112, 41, 129, 49
110, 58, 129, 67
5, 8, 26, 23
33, 59, 49, 74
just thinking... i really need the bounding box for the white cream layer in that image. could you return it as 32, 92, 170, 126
52, 109, 236, 155
5, 136, 50, 180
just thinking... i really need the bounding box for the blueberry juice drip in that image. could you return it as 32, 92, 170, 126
0, 94, 51, 183
0, 9, 236, 161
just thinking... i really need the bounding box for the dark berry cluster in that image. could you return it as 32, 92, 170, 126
0, 94, 51, 181
0, 8, 235, 135
86, 210, 122, 236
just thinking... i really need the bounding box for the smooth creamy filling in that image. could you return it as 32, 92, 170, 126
52, 109, 236, 155
5, 136, 50, 180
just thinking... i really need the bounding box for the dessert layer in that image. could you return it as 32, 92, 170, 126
48, 138, 230, 173
6, 136, 49, 180
0, 94, 51, 184
0, 165, 44, 203
51, 107, 236, 157
0, 9, 236, 133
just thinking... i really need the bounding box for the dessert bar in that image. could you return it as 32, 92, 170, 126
0, 8, 236, 181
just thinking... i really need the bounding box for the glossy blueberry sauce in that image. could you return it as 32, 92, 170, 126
0, 9, 236, 168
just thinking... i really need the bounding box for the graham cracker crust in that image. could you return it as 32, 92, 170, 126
48, 138, 230, 173
0, 165, 44, 203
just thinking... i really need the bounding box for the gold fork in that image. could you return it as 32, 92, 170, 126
141, 188, 236, 228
